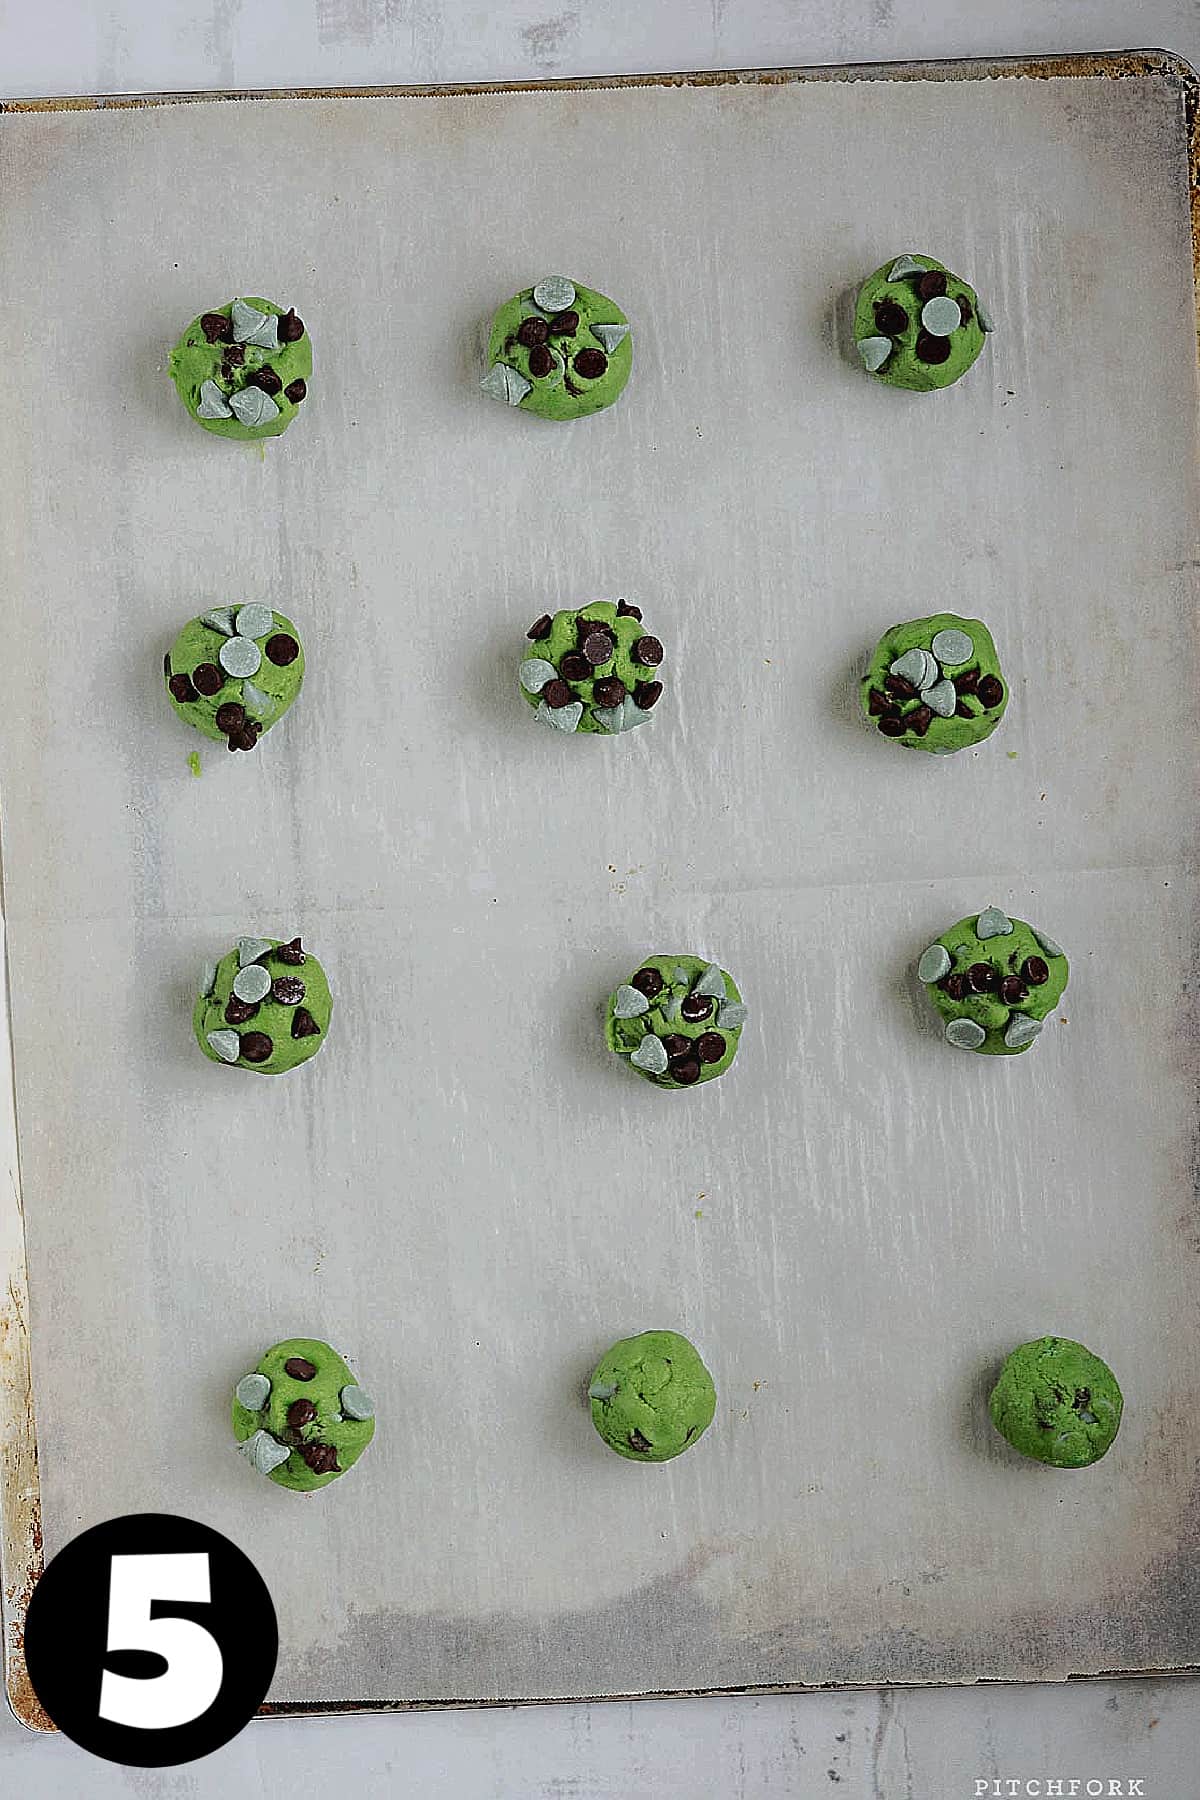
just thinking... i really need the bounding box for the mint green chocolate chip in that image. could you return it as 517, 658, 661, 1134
480, 362, 531, 406
922, 679, 957, 718
716, 1000, 747, 1030
206, 1029, 241, 1064
917, 944, 952, 984
630, 1033, 668, 1075
533, 276, 576, 313
693, 963, 726, 999
229, 386, 279, 429
519, 657, 556, 694
976, 907, 1014, 940
887, 255, 927, 280
198, 960, 218, 999
235, 604, 275, 641
1033, 927, 1066, 958
857, 336, 893, 373
613, 984, 650, 1018
200, 606, 236, 636
232, 963, 271, 1004
587, 1380, 618, 1401
196, 379, 233, 420
977, 302, 996, 333
921, 294, 962, 337
671, 967, 691, 987
239, 1429, 291, 1475
1004, 1013, 1043, 1049
931, 628, 974, 666
591, 322, 630, 354
340, 1385, 374, 1421
219, 635, 262, 678
237, 937, 274, 967
536, 698, 583, 732
240, 682, 274, 720
235, 1373, 270, 1411
891, 647, 937, 689
946, 1018, 986, 1050
231, 298, 278, 348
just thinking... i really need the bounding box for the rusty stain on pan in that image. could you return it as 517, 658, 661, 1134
0, 50, 1196, 1726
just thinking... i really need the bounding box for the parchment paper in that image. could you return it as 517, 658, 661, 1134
0, 66, 1197, 1705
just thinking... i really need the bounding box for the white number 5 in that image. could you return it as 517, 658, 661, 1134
98, 1554, 224, 1730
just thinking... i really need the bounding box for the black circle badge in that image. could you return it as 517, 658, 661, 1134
24, 1513, 277, 1767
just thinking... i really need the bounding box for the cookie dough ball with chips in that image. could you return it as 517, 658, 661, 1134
195, 936, 332, 1074
605, 955, 747, 1088
861, 613, 1006, 753
482, 276, 632, 421
855, 254, 992, 392
519, 599, 665, 735
233, 1338, 376, 1492
989, 1336, 1122, 1468
917, 906, 1068, 1056
164, 603, 304, 753
169, 297, 311, 439
588, 1330, 716, 1462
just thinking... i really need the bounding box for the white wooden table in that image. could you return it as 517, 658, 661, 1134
0, 3, 1194, 1794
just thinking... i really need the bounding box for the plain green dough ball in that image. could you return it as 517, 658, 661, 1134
861, 612, 1007, 754
168, 297, 312, 440
918, 908, 1068, 1056
519, 599, 665, 735
165, 605, 304, 753
605, 954, 747, 1089
989, 1337, 1123, 1467
854, 253, 991, 392
194, 936, 332, 1075
588, 1330, 716, 1462
483, 276, 632, 421
232, 1337, 376, 1492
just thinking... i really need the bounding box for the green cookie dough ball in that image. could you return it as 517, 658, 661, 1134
233, 1337, 376, 1492
605, 954, 747, 1089
854, 253, 992, 392
862, 612, 1007, 754
194, 936, 332, 1075
483, 276, 632, 422
169, 297, 312, 440
989, 1336, 1123, 1468
588, 1330, 716, 1462
519, 600, 665, 735
918, 908, 1068, 1056
165, 605, 304, 753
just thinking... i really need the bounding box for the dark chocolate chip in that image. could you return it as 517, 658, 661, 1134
885, 674, 918, 700
627, 1429, 651, 1452
192, 663, 223, 697
200, 311, 233, 343
953, 668, 979, 693
878, 715, 906, 737
1022, 956, 1050, 987
957, 294, 973, 324
632, 680, 663, 711
224, 996, 258, 1025
874, 298, 908, 335
247, 365, 283, 396
284, 1357, 317, 1381
233, 729, 259, 752
582, 631, 614, 667
976, 674, 1004, 709
661, 1034, 691, 1058
593, 676, 627, 708
272, 976, 306, 1005
548, 309, 579, 336
287, 1398, 317, 1430
278, 308, 305, 343
284, 379, 307, 404
632, 636, 663, 667
517, 315, 549, 348
967, 962, 998, 993
999, 975, 1028, 1005
670, 1057, 702, 1085
955, 700, 975, 718
915, 330, 952, 365
276, 937, 306, 965
299, 1442, 340, 1475
917, 269, 948, 299
221, 344, 245, 369
941, 971, 970, 1001
215, 702, 246, 733
526, 614, 553, 641
265, 633, 299, 667
616, 600, 642, 621
559, 652, 590, 681
239, 1031, 273, 1062
572, 347, 607, 380
907, 705, 933, 737
291, 1007, 321, 1039
695, 1031, 727, 1064
1073, 1387, 1092, 1414
866, 688, 890, 716
164, 652, 172, 680
527, 344, 554, 378
631, 967, 664, 999
168, 673, 197, 704
542, 678, 572, 710
680, 993, 714, 1022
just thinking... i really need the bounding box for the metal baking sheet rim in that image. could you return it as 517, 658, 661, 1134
0, 48, 1197, 1731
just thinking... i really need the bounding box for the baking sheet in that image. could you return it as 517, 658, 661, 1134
0, 56, 1198, 1721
